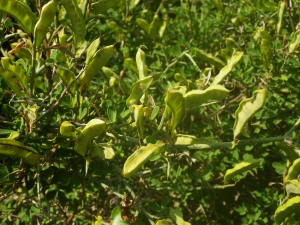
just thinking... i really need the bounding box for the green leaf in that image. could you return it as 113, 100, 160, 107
212, 51, 243, 85
58, 190, 68, 205
274, 196, 300, 224
285, 180, 300, 197
123, 141, 166, 178
165, 87, 186, 136
148, 202, 161, 212
90, 0, 120, 14
136, 46, 147, 79
272, 162, 286, 175
284, 158, 300, 184
131, 104, 144, 141
86, 37, 100, 64
184, 84, 229, 108
126, 76, 153, 107
111, 206, 132, 225
2, 57, 28, 90
94, 216, 103, 225
136, 18, 150, 34
277, 1, 285, 34
0, 164, 9, 183
174, 134, 216, 152
289, 30, 300, 53
60, 0, 86, 46
155, 220, 170, 225
0, 129, 16, 135
56, 67, 76, 94
148, 14, 161, 41
261, 39, 271, 69
233, 89, 266, 140
224, 159, 261, 183
124, 57, 139, 75
107, 105, 117, 124
275, 141, 299, 164
195, 48, 225, 69
169, 207, 191, 225
90, 143, 115, 159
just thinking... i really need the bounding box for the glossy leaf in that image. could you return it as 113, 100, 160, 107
126, 76, 153, 107
155, 220, 170, 225
0, 65, 25, 96
233, 89, 266, 140
60, 0, 86, 46
132, 105, 144, 141
0, 138, 40, 165
90, 143, 115, 159
136, 46, 147, 79
174, 134, 216, 152
0, 0, 37, 33
123, 141, 166, 178
274, 196, 300, 224
81, 45, 114, 94
74, 119, 107, 156
212, 51, 243, 85
284, 158, 300, 184
165, 88, 186, 136
224, 159, 261, 182
277, 1, 285, 34
60, 121, 77, 138
285, 180, 300, 197
2, 57, 28, 89
184, 84, 229, 108
86, 38, 100, 64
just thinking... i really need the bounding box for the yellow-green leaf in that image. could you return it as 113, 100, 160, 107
212, 51, 243, 85
174, 134, 216, 152
126, 76, 153, 107
184, 84, 229, 108
165, 88, 186, 136
169, 208, 191, 225
136, 46, 147, 79
224, 159, 261, 182
274, 196, 300, 224
284, 158, 300, 184
123, 141, 166, 178
233, 89, 266, 140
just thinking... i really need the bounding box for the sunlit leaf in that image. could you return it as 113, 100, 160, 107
126, 76, 153, 107
233, 89, 266, 141
224, 159, 261, 182
184, 84, 229, 108
274, 196, 300, 224
212, 51, 243, 85
165, 88, 186, 136
123, 141, 166, 178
